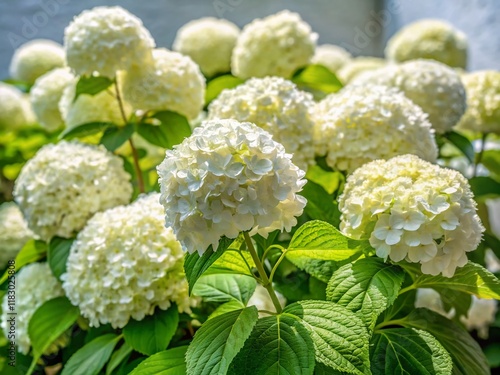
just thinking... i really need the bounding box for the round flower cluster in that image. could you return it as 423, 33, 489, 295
385, 19, 468, 69
30, 68, 75, 131
1, 263, 65, 354
157, 119, 307, 254
232, 10, 317, 79
457, 71, 500, 134
207, 77, 316, 170
415, 288, 454, 319
337, 57, 385, 83
352, 59, 467, 133
0, 83, 33, 130
121, 48, 205, 120
13, 141, 133, 241
0, 202, 35, 268
339, 154, 484, 277
311, 44, 352, 73
173, 17, 240, 77
9, 39, 65, 84
64, 6, 155, 78
314, 85, 438, 172
62, 194, 194, 328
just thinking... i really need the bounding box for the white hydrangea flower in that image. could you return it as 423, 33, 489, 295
64, 6, 155, 78
339, 154, 484, 277
0, 83, 32, 130
314, 85, 438, 172
248, 284, 286, 316
311, 44, 352, 73
460, 296, 498, 339
0, 202, 35, 268
30, 68, 75, 131
456, 71, 500, 134
62, 194, 194, 328
121, 48, 205, 120
157, 119, 307, 254
173, 17, 240, 77
337, 57, 385, 83
415, 288, 454, 319
9, 39, 65, 84
232, 10, 317, 79
13, 141, 132, 241
385, 19, 468, 69
207, 77, 315, 170
1, 263, 65, 354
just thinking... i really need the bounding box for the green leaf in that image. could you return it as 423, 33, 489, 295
0, 240, 46, 284
100, 123, 134, 151
301, 180, 341, 227
106, 342, 133, 375
205, 75, 244, 105
137, 111, 192, 149
129, 346, 188, 375
59, 121, 114, 140
306, 166, 342, 195
482, 149, 500, 180
284, 300, 371, 375
187, 306, 259, 375
208, 300, 246, 320
74, 75, 114, 102
469, 176, 500, 200
123, 306, 179, 356
370, 328, 452, 375
326, 257, 405, 329
205, 250, 255, 277
292, 64, 343, 99
48, 237, 74, 280
62, 334, 121, 375
444, 131, 475, 163
229, 313, 315, 375
193, 274, 257, 304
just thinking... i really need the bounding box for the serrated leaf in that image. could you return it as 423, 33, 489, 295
326, 257, 405, 329
187, 306, 259, 375
205, 75, 244, 105
208, 300, 246, 320
123, 306, 179, 356
444, 131, 474, 163
284, 300, 371, 375
193, 274, 257, 304
301, 180, 341, 227
0, 240, 46, 284
59, 121, 114, 140
469, 176, 500, 200
74, 76, 114, 102
48, 237, 73, 280
137, 111, 191, 149
292, 64, 343, 99
100, 123, 134, 151
370, 328, 452, 375
129, 346, 188, 375
106, 342, 133, 375
205, 249, 255, 277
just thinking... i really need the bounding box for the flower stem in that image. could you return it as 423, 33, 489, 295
473, 133, 488, 177
243, 232, 283, 314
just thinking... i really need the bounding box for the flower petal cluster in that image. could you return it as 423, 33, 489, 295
62, 194, 194, 328
1, 263, 65, 354
337, 57, 385, 83
311, 44, 351, 73
13, 141, 132, 241
173, 17, 239, 77
64, 6, 155, 78
339, 154, 484, 277
9, 39, 65, 84
157, 119, 307, 254
385, 19, 468, 69
207, 77, 315, 170
0, 83, 33, 130
460, 296, 497, 339
314, 85, 438, 172
231, 10, 317, 79
121, 48, 205, 120
415, 288, 454, 319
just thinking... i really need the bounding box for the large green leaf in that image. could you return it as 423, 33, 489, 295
301, 180, 341, 227
208, 300, 246, 320
205, 249, 255, 277
0, 240, 47, 284
370, 328, 452, 375
100, 123, 134, 151
205, 75, 244, 105
47, 237, 74, 280
123, 306, 179, 356
59, 121, 114, 140
187, 306, 259, 375
326, 258, 405, 329
137, 111, 191, 149
469, 176, 500, 200
443, 131, 474, 163
193, 274, 257, 304
292, 64, 343, 99
129, 346, 188, 375
284, 300, 371, 375
106, 342, 133, 375
73, 75, 114, 102
306, 166, 342, 195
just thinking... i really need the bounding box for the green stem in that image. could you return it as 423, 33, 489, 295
398, 285, 415, 296
244, 232, 283, 314
269, 251, 287, 283
374, 318, 406, 331
473, 133, 488, 177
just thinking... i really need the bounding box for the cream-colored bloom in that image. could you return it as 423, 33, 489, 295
0, 202, 34, 268
314, 85, 437, 172
13, 141, 132, 241
62, 194, 194, 328
311, 44, 351, 73
9, 39, 65, 84
232, 10, 317, 79
385, 19, 468, 69
0, 83, 32, 130
207, 77, 315, 170
248, 284, 286, 315
460, 296, 497, 339
121, 48, 205, 120
1, 263, 65, 354
157, 119, 307, 254
339, 154, 483, 277
415, 288, 454, 319
64, 6, 155, 78
337, 57, 385, 83
173, 17, 239, 77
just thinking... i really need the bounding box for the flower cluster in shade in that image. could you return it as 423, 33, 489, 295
64, 6, 155, 78
157, 119, 307, 255
457, 70, 500, 134
1, 263, 65, 354
339, 154, 484, 277
207, 76, 316, 170
337, 57, 385, 83
311, 44, 352, 74
231, 10, 317, 79
121, 48, 205, 120
313, 85, 438, 172
62, 194, 195, 328
0, 83, 34, 130
352, 59, 467, 134
385, 19, 468, 69
13, 141, 132, 241
0, 202, 35, 269
173, 17, 240, 77
9, 39, 65, 84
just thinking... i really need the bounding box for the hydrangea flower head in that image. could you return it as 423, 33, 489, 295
337, 57, 385, 83
311, 44, 352, 73
157, 119, 307, 254
0, 83, 33, 130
